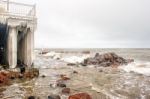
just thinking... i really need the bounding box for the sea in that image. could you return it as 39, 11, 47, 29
1, 48, 150, 99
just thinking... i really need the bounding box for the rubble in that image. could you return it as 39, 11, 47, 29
82, 52, 134, 67
0, 68, 39, 85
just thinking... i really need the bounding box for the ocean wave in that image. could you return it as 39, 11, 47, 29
119, 61, 150, 76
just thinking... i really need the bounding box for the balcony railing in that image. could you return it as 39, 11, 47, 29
0, 0, 36, 18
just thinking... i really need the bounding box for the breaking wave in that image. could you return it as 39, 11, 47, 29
120, 61, 150, 76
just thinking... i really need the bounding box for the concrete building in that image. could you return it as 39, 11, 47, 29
0, 0, 37, 68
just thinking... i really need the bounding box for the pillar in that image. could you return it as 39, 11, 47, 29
23, 28, 34, 67
7, 26, 17, 68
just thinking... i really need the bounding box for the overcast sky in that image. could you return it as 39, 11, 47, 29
13, 0, 150, 48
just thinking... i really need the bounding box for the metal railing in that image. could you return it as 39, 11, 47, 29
0, 0, 36, 19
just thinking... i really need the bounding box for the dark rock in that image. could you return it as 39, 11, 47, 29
69, 93, 92, 99
67, 63, 76, 66
82, 52, 133, 67
48, 94, 61, 99
28, 96, 39, 99
73, 70, 78, 74
60, 75, 70, 80
82, 51, 90, 54
10, 76, 15, 80
20, 66, 25, 74
80, 63, 87, 66
62, 88, 70, 94
41, 75, 46, 78
40, 50, 49, 54
57, 82, 66, 87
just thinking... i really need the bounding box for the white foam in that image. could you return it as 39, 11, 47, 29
43, 51, 61, 59
119, 61, 150, 76
61, 55, 90, 64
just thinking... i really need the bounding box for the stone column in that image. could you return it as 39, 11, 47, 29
7, 26, 17, 68
23, 28, 34, 67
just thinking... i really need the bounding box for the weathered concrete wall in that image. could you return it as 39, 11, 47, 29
0, 22, 35, 68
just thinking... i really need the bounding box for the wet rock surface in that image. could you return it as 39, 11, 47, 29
0, 68, 39, 85
82, 52, 134, 67
69, 93, 92, 99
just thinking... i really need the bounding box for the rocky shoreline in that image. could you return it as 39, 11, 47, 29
0, 51, 143, 99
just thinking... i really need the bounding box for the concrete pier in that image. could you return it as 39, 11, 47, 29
0, 1, 37, 68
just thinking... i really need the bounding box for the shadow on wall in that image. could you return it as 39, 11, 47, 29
0, 23, 8, 65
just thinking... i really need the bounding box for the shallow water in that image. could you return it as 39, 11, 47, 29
1, 49, 150, 99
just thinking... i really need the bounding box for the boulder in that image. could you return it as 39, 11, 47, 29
82, 52, 133, 67
69, 93, 92, 99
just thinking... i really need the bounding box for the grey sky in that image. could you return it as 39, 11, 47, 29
13, 0, 150, 48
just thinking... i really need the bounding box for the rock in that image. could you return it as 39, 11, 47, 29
0, 68, 39, 84
0, 93, 4, 98
57, 82, 66, 87
0, 73, 7, 83
127, 59, 134, 63
73, 70, 78, 74
62, 88, 70, 94
41, 75, 46, 78
23, 68, 39, 78
83, 52, 133, 67
40, 50, 49, 54
48, 94, 61, 99
67, 63, 76, 66
28, 96, 39, 99
10, 76, 15, 80
60, 75, 70, 80
84, 58, 98, 65
20, 66, 25, 74
99, 69, 103, 72
82, 51, 90, 54
18, 74, 23, 79
80, 63, 87, 66
69, 93, 92, 99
